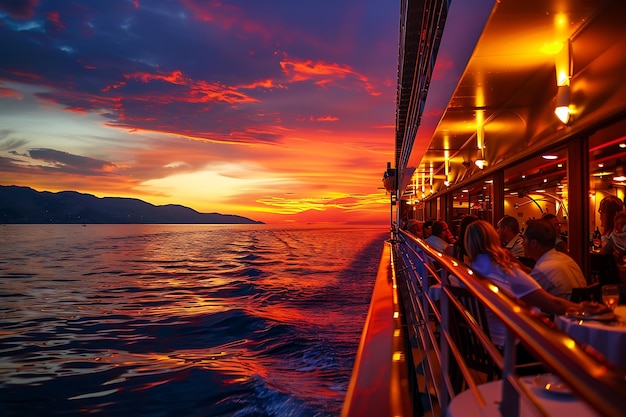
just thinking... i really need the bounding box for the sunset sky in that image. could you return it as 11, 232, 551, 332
0, 0, 399, 224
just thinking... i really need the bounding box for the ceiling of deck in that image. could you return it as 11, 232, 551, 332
396, 0, 625, 197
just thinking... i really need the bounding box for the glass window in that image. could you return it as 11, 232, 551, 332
588, 120, 626, 285
503, 148, 569, 248
589, 122, 626, 247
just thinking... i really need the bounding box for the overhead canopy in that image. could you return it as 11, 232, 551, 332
395, 0, 626, 197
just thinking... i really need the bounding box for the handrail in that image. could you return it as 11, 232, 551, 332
341, 241, 411, 417
397, 229, 626, 417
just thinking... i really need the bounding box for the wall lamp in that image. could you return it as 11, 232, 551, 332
554, 39, 573, 124
554, 85, 571, 124
475, 148, 486, 169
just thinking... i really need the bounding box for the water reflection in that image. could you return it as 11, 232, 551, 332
0, 224, 386, 416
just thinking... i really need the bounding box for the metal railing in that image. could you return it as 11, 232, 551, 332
342, 229, 626, 417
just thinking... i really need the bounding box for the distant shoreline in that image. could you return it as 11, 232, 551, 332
0, 185, 264, 225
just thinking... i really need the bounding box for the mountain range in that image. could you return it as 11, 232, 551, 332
0, 186, 263, 224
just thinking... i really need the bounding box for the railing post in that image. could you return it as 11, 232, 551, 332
439, 279, 451, 414
500, 330, 520, 417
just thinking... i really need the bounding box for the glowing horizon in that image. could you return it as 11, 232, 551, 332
0, 1, 398, 225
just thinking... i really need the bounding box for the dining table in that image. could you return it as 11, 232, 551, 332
555, 305, 626, 369
446, 377, 600, 417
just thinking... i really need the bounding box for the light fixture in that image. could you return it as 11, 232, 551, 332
444, 150, 450, 186
429, 163, 434, 194
554, 39, 573, 124
542, 154, 558, 160
475, 149, 486, 169
555, 85, 571, 124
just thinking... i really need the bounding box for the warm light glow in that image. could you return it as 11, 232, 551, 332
614, 176, 626, 182
476, 125, 484, 150
475, 159, 485, 169
564, 339, 576, 350
542, 154, 558, 160
555, 85, 571, 124
488, 284, 499, 293
444, 149, 450, 186
555, 106, 571, 124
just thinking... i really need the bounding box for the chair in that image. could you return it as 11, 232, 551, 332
589, 253, 620, 285
446, 286, 544, 392
447, 286, 500, 393
570, 283, 602, 302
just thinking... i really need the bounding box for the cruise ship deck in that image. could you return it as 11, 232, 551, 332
343, 1, 626, 416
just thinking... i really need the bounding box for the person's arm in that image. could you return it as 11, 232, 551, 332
598, 237, 614, 255
521, 288, 609, 316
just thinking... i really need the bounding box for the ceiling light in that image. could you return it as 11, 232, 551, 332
542, 154, 558, 160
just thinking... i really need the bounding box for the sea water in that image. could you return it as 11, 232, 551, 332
0, 224, 387, 417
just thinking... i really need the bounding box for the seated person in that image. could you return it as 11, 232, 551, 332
422, 220, 434, 239
464, 220, 607, 348
522, 219, 587, 299
598, 210, 626, 284
541, 213, 568, 253
425, 220, 453, 253
405, 219, 424, 238
496, 215, 525, 257
598, 195, 625, 249
446, 214, 479, 263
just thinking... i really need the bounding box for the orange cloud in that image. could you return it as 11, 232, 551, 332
239, 79, 285, 90
280, 58, 380, 96
102, 69, 261, 105
309, 115, 339, 122
4, 71, 41, 81
0, 87, 23, 100
128, 70, 187, 85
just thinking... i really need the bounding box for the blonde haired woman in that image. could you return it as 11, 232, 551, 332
464, 220, 606, 348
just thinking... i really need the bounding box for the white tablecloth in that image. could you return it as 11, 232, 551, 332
556, 305, 626, 369
446, 378, 600, 417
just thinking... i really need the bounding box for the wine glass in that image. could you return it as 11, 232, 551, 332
601, 285, 620, 311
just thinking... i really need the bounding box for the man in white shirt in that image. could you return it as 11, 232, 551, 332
522, 219, 587, 299
425, 220, 453, 252
496, 215, 525, 257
